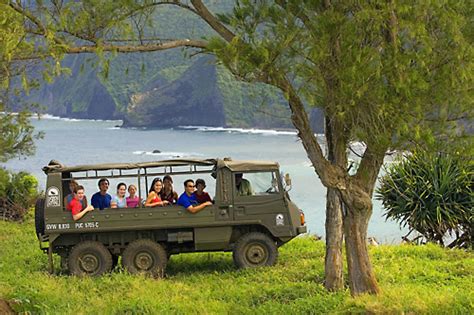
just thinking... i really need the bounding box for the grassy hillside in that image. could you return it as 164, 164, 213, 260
0, 217, 472, 314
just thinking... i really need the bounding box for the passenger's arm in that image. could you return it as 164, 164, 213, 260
72, 205, 94, 221
186, 201, 213, 214
173, 192, 179, 203
145, 192, 169, 207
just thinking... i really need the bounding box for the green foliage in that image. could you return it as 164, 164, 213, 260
211, 0, 474, 151
0, 104, 43, 163
0, 168, 39, 221
7, 171, 39, 208
377, 150, 473, 247
0, 219, 473, 313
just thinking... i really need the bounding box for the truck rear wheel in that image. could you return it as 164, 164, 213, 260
122, 239, 167, 278
34, 198, 45, 239
68, 241, 113, 276
233, 232, 278, 269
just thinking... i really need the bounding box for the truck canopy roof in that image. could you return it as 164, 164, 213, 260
42, 158, 279, 174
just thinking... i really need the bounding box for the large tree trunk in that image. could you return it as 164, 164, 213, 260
343, 202, 380, 295
341, 145, 385, 296
323, 116, 345, 291
325, 188, 344, 291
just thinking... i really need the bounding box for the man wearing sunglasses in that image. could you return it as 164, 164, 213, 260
177, 179, 212, 214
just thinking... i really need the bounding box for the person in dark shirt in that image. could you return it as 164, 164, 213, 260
177, 179, 212, 214
91, 178, 112, 210
160, 175, 178, 204
195, 178, 212, 204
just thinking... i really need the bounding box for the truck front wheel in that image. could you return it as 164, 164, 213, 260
122, 239, 167, 278
68, 241, 113, 276
233, 232, 278, 269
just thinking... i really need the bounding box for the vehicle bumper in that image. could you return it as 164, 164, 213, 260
297, 226, 307, 234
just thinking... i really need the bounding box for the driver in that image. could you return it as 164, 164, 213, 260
235, 173, 254, 196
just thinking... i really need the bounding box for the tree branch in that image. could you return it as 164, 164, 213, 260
271, 75, 345, 190
64, 39, 208, 54
190, 0, 236, 42
8, 1, 66, 48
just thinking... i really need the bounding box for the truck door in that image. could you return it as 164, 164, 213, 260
231, 171, 285, 223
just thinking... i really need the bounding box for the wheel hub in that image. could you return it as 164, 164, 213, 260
245, 243, 267, 265
80, 254, 99, 273
134, 251, 154, 270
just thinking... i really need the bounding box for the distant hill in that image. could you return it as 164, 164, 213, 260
15, 2, 325, 132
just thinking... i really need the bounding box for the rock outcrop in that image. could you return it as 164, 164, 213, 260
124, 55, 225, 128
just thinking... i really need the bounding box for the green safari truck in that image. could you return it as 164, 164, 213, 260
36, 158, 307, 277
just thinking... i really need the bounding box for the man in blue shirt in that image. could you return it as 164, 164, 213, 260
177, 179, 212, 213
91, 178, 112, 210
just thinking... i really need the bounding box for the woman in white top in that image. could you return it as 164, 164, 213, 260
111, 182, 127, 208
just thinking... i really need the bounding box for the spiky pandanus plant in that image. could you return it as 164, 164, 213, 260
377, 150, 473, 248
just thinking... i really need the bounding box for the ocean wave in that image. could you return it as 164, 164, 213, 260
179, 125, 298, 136
37, 114, 121, 123
132, 151, 203, 158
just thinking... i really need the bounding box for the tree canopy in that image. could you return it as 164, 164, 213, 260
210, 1, 473, 153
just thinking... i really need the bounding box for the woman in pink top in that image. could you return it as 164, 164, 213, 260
126, 184, 141, 208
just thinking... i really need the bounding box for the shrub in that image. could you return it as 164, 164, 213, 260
376, 150, 473, 248
0, 168, 39, 221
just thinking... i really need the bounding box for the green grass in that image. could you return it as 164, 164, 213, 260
0, 217, 473, 314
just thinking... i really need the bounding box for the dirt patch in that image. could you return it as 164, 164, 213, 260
0, 299, 14, 314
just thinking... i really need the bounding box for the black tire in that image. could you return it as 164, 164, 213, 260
34, 198, 45, 238
60, 255, 69, 274
233, 232, 278, 269
122, 239, 167, 278
111, 254, 120, 270
68, 241, 113, 276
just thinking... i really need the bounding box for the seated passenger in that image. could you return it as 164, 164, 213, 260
195, 178, 212, 203
126, 184, 141, 208
111, 182, 127, 208
145, 178, 169, 207
160, 175, 178, 204
91, 178, 112, 210
177, 179, 212, 214
235, 173, 254, 196
64, 179, 87, 209
67, 185, 94, 221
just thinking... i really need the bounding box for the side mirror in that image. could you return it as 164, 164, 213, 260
271, 178, 278, 188
284, 173, 292, 191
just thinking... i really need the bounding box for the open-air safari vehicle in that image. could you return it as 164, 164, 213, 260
36, 158, 307, 276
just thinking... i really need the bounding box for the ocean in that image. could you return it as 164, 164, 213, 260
3, 115, 405, 243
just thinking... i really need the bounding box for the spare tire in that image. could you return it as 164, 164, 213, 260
35, 198, 45, 238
